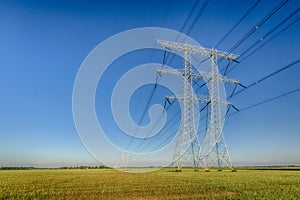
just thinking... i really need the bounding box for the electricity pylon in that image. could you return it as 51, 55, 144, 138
157, 40, 208, 170
118, 150, 130, 170
156, 40, 240, 170
198, 47, 239, 170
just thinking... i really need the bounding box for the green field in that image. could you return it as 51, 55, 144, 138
1, 168, 300, 199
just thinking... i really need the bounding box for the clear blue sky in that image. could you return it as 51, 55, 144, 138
1, 0, 300, 167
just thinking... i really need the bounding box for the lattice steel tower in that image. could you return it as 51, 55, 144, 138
156, 40, 240, 170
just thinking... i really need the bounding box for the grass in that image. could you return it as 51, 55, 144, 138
1, 168, 300, 199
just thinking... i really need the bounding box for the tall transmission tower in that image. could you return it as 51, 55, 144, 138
118, 150, 129, 169
156, 40, 240, 170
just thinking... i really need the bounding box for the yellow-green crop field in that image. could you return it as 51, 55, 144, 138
1, 168, 300, 199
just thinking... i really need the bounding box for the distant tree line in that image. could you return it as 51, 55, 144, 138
0, 167, 36, 170
59, 165, 110, 169
0, 165, 110, 170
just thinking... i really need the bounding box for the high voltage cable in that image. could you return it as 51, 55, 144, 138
146, 113, 181, 151
164, 0, 210, 65
149, 125, 207, 153
193, 1, 290, 102
179, 0, 200, 33
239, 8, 300, 58
135, 98, 174, 152
136, 77, 209, 152
125, 0, 174, 151
148, 0, 174, 63
163, 0, 200, 63
232, 58, 300, 97
226, 15, 300, 75
136, 87, 209, 153
126, 83, 157, 151
134, 55, 179, 152
215, 0, 262, 48
185, 0, 210, 36
134, 0, 210, 152
227, 87, 300, 118
136, 102, 180, 152
227, 0, 288, 54
223, 7, 300, 75
141, 103, 209, 152
146, 86, 300, 154
206, 0, 291, 99
166, 0, 290, 77
194, 0, 263, 94
161, 0, 174, 27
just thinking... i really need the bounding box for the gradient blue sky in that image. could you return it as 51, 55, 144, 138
1, 0, 300, 167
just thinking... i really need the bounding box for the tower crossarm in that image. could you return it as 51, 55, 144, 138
157, 69, 227, 82
167, 95, 231, 107
219, 99, 232, 106
219, 76, 240, 84
167, 95, 210, 104
192, 71, 210, 80
192, 71, 240, 85
157, 69, 182, 76
156, 39, 239, 60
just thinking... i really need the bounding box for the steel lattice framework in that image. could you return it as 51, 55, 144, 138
156, 39, 240, 170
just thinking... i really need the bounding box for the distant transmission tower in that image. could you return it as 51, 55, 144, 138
118, 150, 130, 169
156, 40, 240, 170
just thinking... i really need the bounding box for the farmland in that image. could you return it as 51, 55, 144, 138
1, 168, 299, 199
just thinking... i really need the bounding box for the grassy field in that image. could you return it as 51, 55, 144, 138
1, 168, 300, 199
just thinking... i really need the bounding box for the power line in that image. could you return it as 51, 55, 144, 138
215, 0, 262, 48
179, 0, 200, 33
135, 98, 173, 152
126, 83, 158, 151
136, 3, 215, 151
125, 0, 175, 152
227, 87, 300, 118
140, 100, 211, 153
136, 74, 211, 153
163, 0, 200, 63
148, 114, 180, 151
136, 80, 211, 153
190, 0, 267, 108
240, 8, 300, 58
232, 58, 300, 97
199, 1, 291, 104
226, 15, 300, 75
185, 0, 210, 36
200, 0, 292, 111
144, 99, 213, 154
148, 0, 174, 62
227, 0, 289, 54
161, 0, 174, 27
165, 0, 210, 65
136, 101, 180, 152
